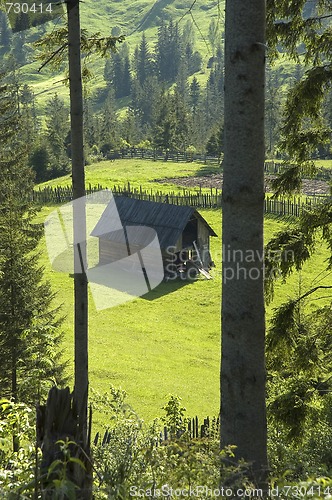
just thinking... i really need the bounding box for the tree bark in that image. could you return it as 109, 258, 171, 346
221, 0, 268, 488
67, 0, 91, 496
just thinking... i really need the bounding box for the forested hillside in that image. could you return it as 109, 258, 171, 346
1, 0, 323, 184
0, 1, 223, 177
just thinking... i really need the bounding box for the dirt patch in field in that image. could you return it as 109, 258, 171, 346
157, 174, 330, 196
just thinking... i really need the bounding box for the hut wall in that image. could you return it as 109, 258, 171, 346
99, 239, 129, 265
197, 220, 211, 267
99, 239, 165, 279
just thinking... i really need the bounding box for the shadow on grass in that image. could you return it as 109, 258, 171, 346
195, 164, 222, 177
141, 276, 196, 301
264, 212, 297, 223
69, 267, 196, 304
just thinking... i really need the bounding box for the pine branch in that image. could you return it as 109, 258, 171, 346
265, 197, 332, 304
297, 13, 332, 22
34, 28, 123, 77
38, 43, 68, 73
293, 285, 332, 303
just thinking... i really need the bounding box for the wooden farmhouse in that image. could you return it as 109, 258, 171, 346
91, 196, 217, 278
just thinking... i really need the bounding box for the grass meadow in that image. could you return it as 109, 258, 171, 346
36, 159, 331, 430
37, 158, 221, 192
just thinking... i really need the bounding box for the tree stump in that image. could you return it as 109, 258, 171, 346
37, 386, 92, 498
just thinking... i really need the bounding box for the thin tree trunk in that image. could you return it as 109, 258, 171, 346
11, 278, 19, 452
11, 350, 19, 452
221, 0, 268, 489
67, 0, 91, 495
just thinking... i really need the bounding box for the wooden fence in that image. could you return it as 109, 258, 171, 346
94, 415, 220, 448
32, 183, 330, 217
32, 184, 222, 207
33, 184, 104, 204
160, 415, 220, 441
106, 147, 220, 164
103, 148, 332, 180
264, 160, 332, 180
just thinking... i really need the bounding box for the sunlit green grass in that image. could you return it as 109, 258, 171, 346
36, 158, 218, 192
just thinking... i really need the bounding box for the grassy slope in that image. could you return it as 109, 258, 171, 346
37, 158, 219, 191
18, 0, 224, 115
36, 159, 331, 428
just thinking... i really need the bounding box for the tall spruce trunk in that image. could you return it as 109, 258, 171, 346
67, 0, 90, 495
221, 0, 268, 487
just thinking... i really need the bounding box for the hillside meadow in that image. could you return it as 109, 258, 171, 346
16, 0, 224, 115
34, 158, 332, 429
37, 157, 221, 192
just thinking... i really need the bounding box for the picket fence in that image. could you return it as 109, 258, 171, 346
160, 415, 220, 441
32, 183, 330, 217
94, 415, 220, 448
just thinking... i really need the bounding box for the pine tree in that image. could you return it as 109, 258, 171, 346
203, 64, 224, 136
19, 84, 40, 156
171, 87, 190, 151
132, 75, 161, 127
156, 20, 182, 82
208, 18, 218, 56
265, 66, 282, 156
29, 139, 51, 183
156, 21, 168, 81
84, 97, 100, 149
264, 0, 332, 445
121, 106, 140, 146
136, 32, 154, 85
188, 77, 204, 150
99, 89, 121, 152
13, 11, 30, 33
104, 56, 112, 84
153, 91, 175, 151
266, 288, 332, 441
168, 21, 182, 82
175, 60, 189, 102
104, 52, 122, 96
122, 52, 132, 97
206, 124, 224, 158
45, 93, 70, 177
182, 20, 195, 50
267, 0, 332, 187
0, 73, 67, 410
0, 11, 12, 49
264, 201, 332, 442
11, 32, 28, 65
104, 44, 131, 98
130, 77, 142, 116
188, 48, 202, 75
189, 76, 201, 115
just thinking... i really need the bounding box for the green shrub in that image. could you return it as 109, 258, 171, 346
135, 139, 152, 149
0, 399, 36, 496
92, 389, 248, 499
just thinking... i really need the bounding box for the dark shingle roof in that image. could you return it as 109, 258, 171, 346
91, 196, 217, 249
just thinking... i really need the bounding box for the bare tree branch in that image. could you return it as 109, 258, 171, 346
294, 285, 332, 303
38, 43, 68, 72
